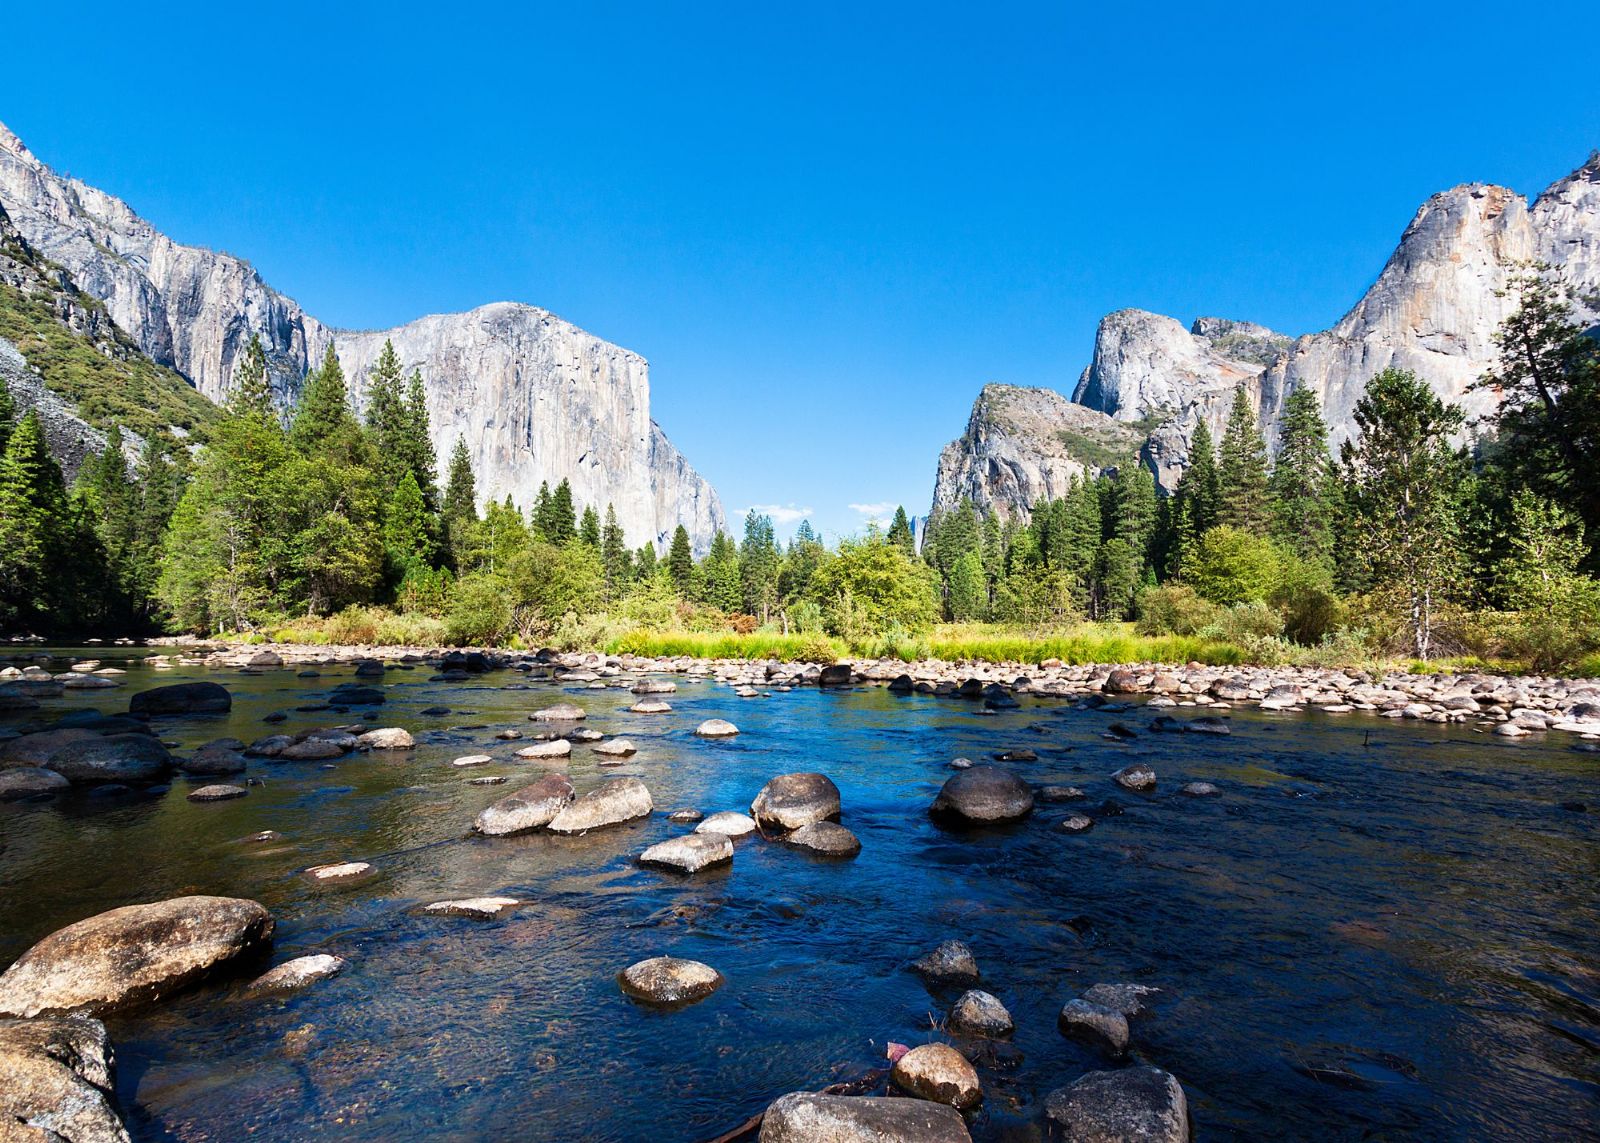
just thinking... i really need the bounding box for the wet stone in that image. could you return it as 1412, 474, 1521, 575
617, 956, 723, 1006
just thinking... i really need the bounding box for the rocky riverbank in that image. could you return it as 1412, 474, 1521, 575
9, 640, 1597, 740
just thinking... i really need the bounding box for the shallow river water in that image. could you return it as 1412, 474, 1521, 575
3, 650, 1599, 1141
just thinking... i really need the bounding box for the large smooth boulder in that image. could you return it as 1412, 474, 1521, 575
0, 1016, 129, 1143
930, 765, 1034, 825
473, 774, 576, 836
547, 778, 653, 833
1103, 668, 1142, 694
639, 833, 734, 874
531, 703, 586, 722
179, 742, 247, 776
696, 811, 757, 838
1057, 998, 1130, 1056
46, 734, 173, 785
0, 896, 274, 1018
357, 727, 414, 750
128, 682, 232, 716
328, 684, 385, 706
0, 728, 102, 769
890, 1042, 981, 1109
695, 718, 740, 737
750, 772, 841, 832
1043, 1067, 1189, 1143
617, 956, 722, 1006
818, 663, 853, 687
0, 766, 70, 800
758, 1092, 972, 1142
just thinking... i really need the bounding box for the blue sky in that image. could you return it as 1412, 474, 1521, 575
4, 1, 1598, 540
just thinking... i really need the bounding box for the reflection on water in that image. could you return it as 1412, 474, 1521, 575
3, 651, 1599, 1141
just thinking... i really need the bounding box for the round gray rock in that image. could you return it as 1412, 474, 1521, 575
1043, 1066, 1189, 1143
1058, 998, 1130, 1055
757, 1092, 971, 1142
639, 832, 734, 874
930, 765, 1033, 824
618, 956, 723, 1006
785, 820, 861, 858
948, 989, 1013, 1036
0, 766, 69, 800
46, 734, 173, 785
750, 772, 841, 831
911, 939, 980, 984
548, 777, 653, 833
473, 774, 576, 836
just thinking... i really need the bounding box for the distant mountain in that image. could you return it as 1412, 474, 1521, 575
932, 152, 1600, 519
0, 121, 725, 552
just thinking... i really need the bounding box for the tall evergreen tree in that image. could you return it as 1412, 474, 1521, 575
290, 345, 356, 452
887, 506, 915, 555
1110, 464, 1158, 568
701, 530, 742, 612
0, 412, 76, 630
947, 548, 987, 621
0, 374, 14, 455
382, 471, 434, 574
739, 510, 780, 620
578, 505, 601, 549
531, 482, 553, 539
1218, 388, 1270, 532
600, 505, 630, 591
1341, 368, 1467, 659
779, 520, 827, 602
232, 334, 273, 414
1171, 418, 1221, 575
401, 370, 438, 504
443, 438, 477, 523
548, 479, 577, 544
668, 525, 694, 592
635, 541, 658, 579
364, 340, 407, 486
1268, 386, 1336, 567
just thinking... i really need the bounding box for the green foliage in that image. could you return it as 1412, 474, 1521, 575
578, 505, 601, 549
1268, 386, 1335, 568
1218, 387, 1270, 531
700, 530, 743, 612
887, 506, 915, 555
1182, 525, 1285, 606
668, 524, 694, 590
600, 504, 630, 593
739, 511, 780, 619
444, 573, 514, 645
807, 534, 939, 637
0, 282, 219, 442
1134, 584, 1223, 637
946, 548, 987, 622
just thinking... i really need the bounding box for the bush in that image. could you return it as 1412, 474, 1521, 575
445, 574, 513, 645
1135, 584, 1222, 636
786, 599, 824, 634
1201, 601, 1284, 643
1183, 526, 1283, 605
323, 605, 383, 645
1278, 585, 1346, 645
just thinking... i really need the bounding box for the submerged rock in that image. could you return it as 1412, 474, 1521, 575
128, 681, 232, 716
0, 895, 274, 1018
1059, 814, 1095, 833
515, 739, 572, 760
473, 774, 575, 836
531, 703, 586, 722
0, 766, 69, 800
630, 700, 672, 714
930, 765, 1033, 824
785, 820, 861, 858
1043, 1066, 1189, 1143
186, 784, 247, 803
911, 940, 980, 985
639, 833, 734, 874
757, 1092, 971, 1142
0, 728, 101, 768
547, 777, 653, 833
357, 727, 415, 750
0, 1015, 128, 1143
751, 772, 842, 831
1181, 781, 1221, 797
422, 897, 522, 919
46, 734, 173, 785
948, 989, 1014, 1037
1081, 982, 1161, 1017
890, 1042, 981, 1109
247, 954, 346, 992
303, 862, 373, 882
617, 956, 723, 1006
1112, 763, 1157, 792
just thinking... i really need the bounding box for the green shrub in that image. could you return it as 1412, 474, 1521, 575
445, 574, 513, 646
1135, 584, 1222, 636
1202, 601, 1284, 643
1183, 526, 1283, 605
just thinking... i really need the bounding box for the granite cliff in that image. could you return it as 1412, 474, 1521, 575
934, 152, 1600, 519
0, 120, 725, 551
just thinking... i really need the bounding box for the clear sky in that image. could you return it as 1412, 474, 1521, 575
4, 1, 1597, 540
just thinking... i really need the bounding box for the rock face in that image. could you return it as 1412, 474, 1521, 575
758, 1092, 972, 1143
931, 152, 1600, 510
0, 120, 725, 552
931, 384, 1144, 523
0, 896, 274, 1017
0, 1015, 129, 1143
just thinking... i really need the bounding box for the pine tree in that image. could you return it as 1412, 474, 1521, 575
1110, 464, 1158, 569
364, 340, 406, 488
0, 412, 75, 630
383, 471, 434, 574
1218, 388, 1270, 532
779, 520, 827, 602
739, 511, 779, 620
290, 345, 357, 452
401, 370, 438, 505
887, 506, 915, 555
548, 479, 577, 544
635, 541, 658, 579
1268, 386, 1335, 567
668, 525, 694, 592
1172, 418, 1221, 572
600, 504, 630, 591
701, 531, 742, 611
443, 438, 477, 522
947, 548, 987, 622
578, 505, 601, 549
1095, 537, 1139, 620
1340, 368, 1467, 660
531, 481, 553, 539
0, 373, 14, 455
231, 334, 273, 415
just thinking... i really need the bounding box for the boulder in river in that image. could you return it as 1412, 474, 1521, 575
328, 684, 385, 706
750, 772, 841, 831
639, 833, 734, 874
515, 739, 572, 760
0, 766, 70, 800
757, 1092, 971, 1142
695, 811, 757, 837
592, 737, 638, 758
531, 703, 586, 722
0, 896, 274, 1018
422, 898, 522, 919
1112, 763, 1157, 792
889, 1042, 982, 1109
46, 734, 173, 785
1057, 998, 1130, 1055
930, 765, 1034, 825
128, 681, 232, 716
1103, 668, 1142, 694
277, 738, 348, 761
1181, 781, 1221, 797
247, 954, 346, 992
357, 727, 414, 750
547, 777, 653, 833
179, 741, 247, 776
817, 663, 852, 687
1081, 982, 1161, 1017
187, 784, 248, 803
695, 718, 740, 737
0, 1015, 128, 1143
1043, 1066, 1189, 1143
910, 940, 980, 985
630, 700, 672, 714
617, 956, 723, 1006
473, 774, 576, 836
0, 728, 102, 768
784, 820, 861, 858
948, 989, 1014, 1037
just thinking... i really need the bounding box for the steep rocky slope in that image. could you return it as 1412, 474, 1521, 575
937, 151, 1600, 515
0, 120, 725, 551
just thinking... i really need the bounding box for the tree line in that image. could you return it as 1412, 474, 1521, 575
0, 263, 1596, 668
